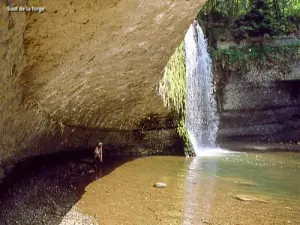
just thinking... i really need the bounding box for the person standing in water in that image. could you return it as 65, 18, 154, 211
94, 142, 103, 169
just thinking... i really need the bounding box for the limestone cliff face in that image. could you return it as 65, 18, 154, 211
0, 0, 205, 180
0, 0, 54, 174
215, 51, 300, 143
23, 0, 204, 129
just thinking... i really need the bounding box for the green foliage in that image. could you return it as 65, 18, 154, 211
199, 0, 300, 46
160, 43, 186, 117
211, 42, 300, 107
234, 0, 281, 41
200, 0, 300, 20
159, 43, 192, 154
212, 42, 300, 73
280, 0, 300, 17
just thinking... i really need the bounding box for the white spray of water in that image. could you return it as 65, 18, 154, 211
184, 21, 221, 156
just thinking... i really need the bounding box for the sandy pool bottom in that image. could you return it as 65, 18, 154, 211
75, 155, 300, 225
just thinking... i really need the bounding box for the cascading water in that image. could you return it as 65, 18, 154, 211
184, 21, 219, 156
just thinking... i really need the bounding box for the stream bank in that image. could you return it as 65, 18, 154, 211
0, 150, 138, 225
2, 152, 299, 225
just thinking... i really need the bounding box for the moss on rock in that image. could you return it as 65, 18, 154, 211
211, 42, 300, 109
159, 43, 193, 155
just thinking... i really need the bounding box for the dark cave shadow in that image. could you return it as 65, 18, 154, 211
0, 150, 139, 225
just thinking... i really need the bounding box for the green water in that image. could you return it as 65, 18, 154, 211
213, 152, 300, 202
184, 152, 300, 224
190, 152, 300, 199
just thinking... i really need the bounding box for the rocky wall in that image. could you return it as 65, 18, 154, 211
216, 55, 300, 143
0, 0, 206, 181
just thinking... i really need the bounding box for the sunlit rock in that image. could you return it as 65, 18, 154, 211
154, 182, 167, 188
235, 194, 267, 203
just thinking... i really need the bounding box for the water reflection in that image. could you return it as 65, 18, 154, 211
184, 156, 217, 225
184, 152, 300, 224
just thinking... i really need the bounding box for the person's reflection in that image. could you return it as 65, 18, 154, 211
184, 156, 218, 225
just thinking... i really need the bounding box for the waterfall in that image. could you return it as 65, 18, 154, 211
184, 21, 219, 156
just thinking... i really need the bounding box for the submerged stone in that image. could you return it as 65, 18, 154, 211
154, 182, 167, 188
234, 180, 256, 186
235, 194, 267, 203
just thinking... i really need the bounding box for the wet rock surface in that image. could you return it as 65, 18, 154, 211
217, 63, 300, 143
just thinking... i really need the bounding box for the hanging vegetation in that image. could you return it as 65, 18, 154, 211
159, 43, 192, 155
